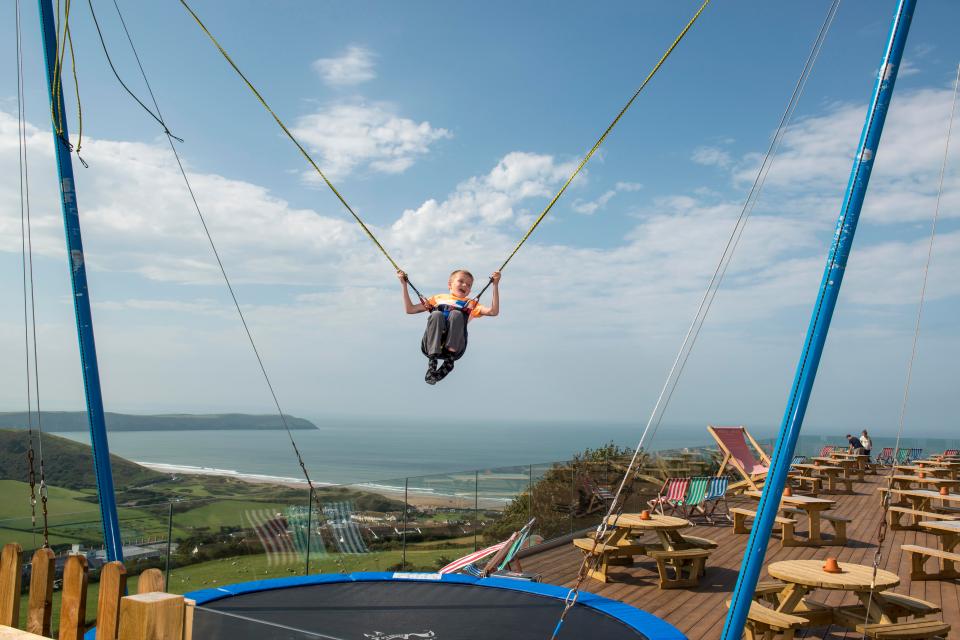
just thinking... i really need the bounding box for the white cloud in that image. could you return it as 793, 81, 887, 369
732, 87, 960, 226
692, 146, 732, 167
291, 102, 451, 180
572, 190, 616, 215
2, 79, 959, 424
312, 45, 377, 86
571, 182, 643, 216
897, 60, 921, 78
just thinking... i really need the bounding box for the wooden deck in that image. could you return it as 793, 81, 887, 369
522, 473, 960, 639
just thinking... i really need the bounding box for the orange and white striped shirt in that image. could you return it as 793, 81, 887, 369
427, 293, 483, 319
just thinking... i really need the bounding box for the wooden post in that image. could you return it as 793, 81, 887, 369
136, 569, 164, 595
0, 543, 23, 629
26, 548, 55, 637
58, 555, 88, 640
117, 593, 184, 640
182, 600, 195, 640
95, 562, 127, 640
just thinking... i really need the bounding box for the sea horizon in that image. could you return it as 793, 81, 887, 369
50, 417, 960, 488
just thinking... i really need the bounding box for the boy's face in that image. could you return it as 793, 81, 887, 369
448, 272, 474, 298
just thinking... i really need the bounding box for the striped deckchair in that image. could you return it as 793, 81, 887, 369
682, 477, 709, 520
491, 518, 537, 574
895, 448, 922, 464
440, 519, 536, 577
440, 540, 509, 575
707, 425, 770, 493
943, 449, 959, 457
648, 477, 690, 516
702, 476, 731, 523
791, 455, 807, 465
877, 447, 894, 465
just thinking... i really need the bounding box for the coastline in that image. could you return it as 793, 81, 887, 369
137, 461, 510, 509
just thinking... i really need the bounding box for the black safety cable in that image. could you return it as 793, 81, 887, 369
110, 0, 327, 520
86, 0, 182, 140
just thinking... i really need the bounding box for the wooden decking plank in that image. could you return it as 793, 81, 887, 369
521, 473, 958, 639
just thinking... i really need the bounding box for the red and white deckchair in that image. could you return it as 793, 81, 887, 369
439, 540, 510, 575
648, 477, 690, 516
707, 425, 771, 493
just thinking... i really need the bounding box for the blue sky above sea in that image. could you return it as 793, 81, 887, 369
2, 2, 960, 438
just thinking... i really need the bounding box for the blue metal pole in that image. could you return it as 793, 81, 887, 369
721, 1, 914, 638
36, 0, 124, 562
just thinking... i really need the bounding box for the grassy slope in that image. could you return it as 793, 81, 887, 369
0, 429, 165, 491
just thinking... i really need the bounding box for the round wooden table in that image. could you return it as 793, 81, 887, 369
767, 559, 900, 624
606, 514, 693, 551
768, 559, 899, 591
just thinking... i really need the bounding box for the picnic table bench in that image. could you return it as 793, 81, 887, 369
878, 487, 960, 528
792, 463, 854, 494
743, 491, 844, 547
572, 513, 716, 587
904, 520, 960, 580
890, 475, 960, 491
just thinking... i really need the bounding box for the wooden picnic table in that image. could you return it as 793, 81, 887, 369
918, 520, 960, 577
766, 559, 902, 625
890, 475, 960, 491
606, 513, 696, 552
912, 461, 960, 478
814, 456, 864, 481
792, 463, 853, 494
894, 464, 951, 477
884, 487, 960, 516
571, 513, 715, 586
744, 491, 842, 546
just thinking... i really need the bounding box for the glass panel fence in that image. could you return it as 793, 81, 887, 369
166, 493, 309, 594
312, 476, 409, 574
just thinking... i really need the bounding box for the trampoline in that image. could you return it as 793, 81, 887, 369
182, 571, 686, 639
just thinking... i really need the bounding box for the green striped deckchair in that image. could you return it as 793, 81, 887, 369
683, 476, 710, 520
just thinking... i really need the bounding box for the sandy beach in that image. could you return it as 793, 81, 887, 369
137, 461, 512, 509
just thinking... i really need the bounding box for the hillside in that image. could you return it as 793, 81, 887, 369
0, 412, 317, 432
0, 429, 165, 490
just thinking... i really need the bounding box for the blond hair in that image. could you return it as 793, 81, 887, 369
449, 269, 474, 282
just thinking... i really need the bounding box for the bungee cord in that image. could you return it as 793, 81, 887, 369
549, 2, 841, 635
178, 0, 708, 306
473, 0, 711, 302
175, 0, 429, 299
16, 0, 51, 548
860, 61, 959, 640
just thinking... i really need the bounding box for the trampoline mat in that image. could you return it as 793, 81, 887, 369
195, 580, 652, 639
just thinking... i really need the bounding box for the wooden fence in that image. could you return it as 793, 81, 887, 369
0, 543, 192, 640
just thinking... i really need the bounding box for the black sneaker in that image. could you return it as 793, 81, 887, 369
425, 357, 439, 385
433, 359, 455, 382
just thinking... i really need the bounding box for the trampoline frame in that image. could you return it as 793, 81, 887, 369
181, 571, 685, 639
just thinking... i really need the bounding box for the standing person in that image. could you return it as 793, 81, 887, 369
859, 430, 872, 457
846, 433, 865, 454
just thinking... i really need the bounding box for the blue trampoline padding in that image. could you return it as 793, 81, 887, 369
182, 571, 686, 640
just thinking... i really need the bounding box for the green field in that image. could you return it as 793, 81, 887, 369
171, 499, 297, 530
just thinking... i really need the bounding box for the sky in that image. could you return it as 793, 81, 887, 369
1, 1, 959, 439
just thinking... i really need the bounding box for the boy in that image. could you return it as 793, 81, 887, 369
398, 269, 500, 384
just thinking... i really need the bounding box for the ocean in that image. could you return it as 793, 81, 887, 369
54, 419, 959, 488
54, 418, 728, 486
